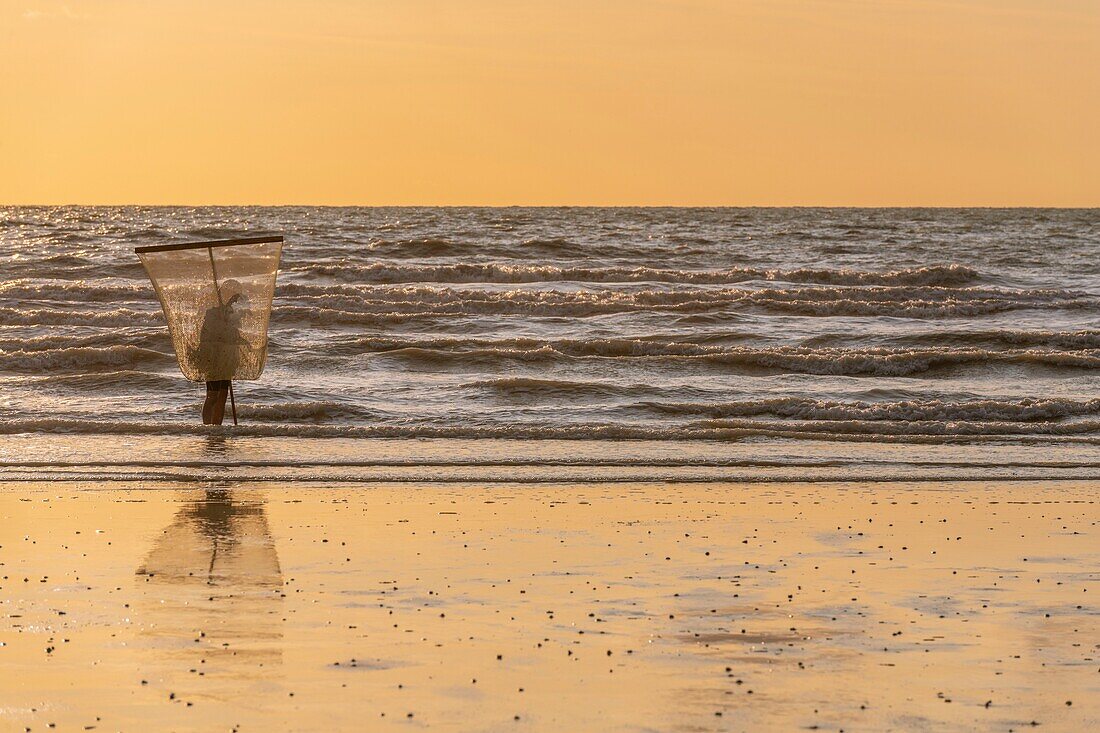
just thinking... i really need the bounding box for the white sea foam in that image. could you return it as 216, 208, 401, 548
0, 346, 173, 371
0, 279, 151, 301
641, 397, 1100, 421
0, 306, 160, 327
2, 417, 1098, 443
237, 401, 376, 421
362, 341, 1100, 376
269, 285, 1093, 321
286, 263, 982, 286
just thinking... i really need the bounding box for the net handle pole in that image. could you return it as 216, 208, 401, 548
208, 247, 224, 307
228, 382, 238, 426
209, 245, 237, 426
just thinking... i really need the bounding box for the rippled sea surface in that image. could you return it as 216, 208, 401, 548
2, 207, 1099, 481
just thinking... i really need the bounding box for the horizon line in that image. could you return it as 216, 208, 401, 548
3, 203, 1099, 210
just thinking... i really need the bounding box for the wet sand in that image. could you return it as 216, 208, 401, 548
1, 480, 1096, 731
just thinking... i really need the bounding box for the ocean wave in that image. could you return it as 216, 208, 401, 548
285, 263, 981, 287
0, 306, 161, 327
363, 340, 1100, 376
352, 336, 730, 357
811, 329, 1100, 351
463, 376, 674, 399
888, 327, 1100, 347
360, 236, 595, 259
0, 346, 173, 372
0, 331, 166, 352
272, 285, 1092, 320
10, 281, 1082, 322
19, 369, 184, 388
275, 305, 454, 327
2, 418, 1097, 443
639, 397, 1100, 422
694, 346, 1100, 376
1, 259, 146, 281
685, 417, 1100, 437
0, 279, 152, 302
363, 237, 477, 258
743, 291, 1092, 318
237, 401, 376, 421
280, 236, 601, 260
7, 455, 1098, 471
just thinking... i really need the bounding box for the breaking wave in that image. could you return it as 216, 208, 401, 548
2, 417, 1097, 443
638, 397, 1100, 422
287, 263, 982, 287
0, 306, 161, 327
273, 285, 1092, 320
0, 279, 152, 302
361, 339, 1100, 376
237, 401, 377, 421
0, 346, 173, 372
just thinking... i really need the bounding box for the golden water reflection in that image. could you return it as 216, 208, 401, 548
135, 488, 284, 698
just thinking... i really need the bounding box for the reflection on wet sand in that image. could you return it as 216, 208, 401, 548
135, 487, 284, 700
1, 481, 1092, 731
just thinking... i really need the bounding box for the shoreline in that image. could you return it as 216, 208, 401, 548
3, 435, 1100, 487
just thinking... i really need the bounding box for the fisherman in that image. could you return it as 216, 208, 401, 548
195, 280, 249, 424
135, 236, 283, 428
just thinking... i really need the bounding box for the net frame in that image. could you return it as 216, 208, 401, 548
136, 236, 283, 382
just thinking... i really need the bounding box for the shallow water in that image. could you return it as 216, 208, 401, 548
2, 207, 1099, 479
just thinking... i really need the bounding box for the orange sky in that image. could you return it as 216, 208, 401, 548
1, 0, 1097, 206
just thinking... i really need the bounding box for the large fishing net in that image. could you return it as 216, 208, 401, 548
138, 238, 282, 382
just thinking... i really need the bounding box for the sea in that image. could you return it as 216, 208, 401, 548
2, 206, 1099, 483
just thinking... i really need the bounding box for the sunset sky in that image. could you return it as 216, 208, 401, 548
2, 0, 1097, 206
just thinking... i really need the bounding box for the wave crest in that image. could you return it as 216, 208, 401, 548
287, 263, 982, 287
0, 346, 172, 372
273, 285, 1091, 320
358, 338, 1100, 376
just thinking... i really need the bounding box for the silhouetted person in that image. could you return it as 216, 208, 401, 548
196, 281, 248, 424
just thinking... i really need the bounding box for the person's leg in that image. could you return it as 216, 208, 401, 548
203, 381, 229, 425
210, 380, 229, 425
203, 381, 216, 424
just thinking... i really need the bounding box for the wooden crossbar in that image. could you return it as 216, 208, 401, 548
134, 235, 283, 254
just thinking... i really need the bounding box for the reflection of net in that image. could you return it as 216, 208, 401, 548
139, 241, 281, 381
136, 492, 283, 584
135, 491, 284, 680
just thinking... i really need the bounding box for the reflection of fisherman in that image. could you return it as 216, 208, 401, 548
134, 489, 284, 684
136, 489, 283, 584
197, 279, 248, 425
